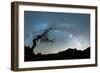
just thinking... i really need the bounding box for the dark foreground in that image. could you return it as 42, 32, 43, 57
24, 47, 90, 61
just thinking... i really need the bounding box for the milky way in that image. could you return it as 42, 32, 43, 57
24, 11, 90, 54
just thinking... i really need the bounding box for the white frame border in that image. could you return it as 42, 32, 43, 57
18, 5, 96, 68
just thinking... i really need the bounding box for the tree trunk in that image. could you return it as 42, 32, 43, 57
31, 39, 37, 51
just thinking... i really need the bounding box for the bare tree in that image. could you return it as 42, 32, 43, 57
31, 27, 55, 51
31, 23, 76, 51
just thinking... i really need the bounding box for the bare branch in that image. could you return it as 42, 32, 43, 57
31, 27, 55, 51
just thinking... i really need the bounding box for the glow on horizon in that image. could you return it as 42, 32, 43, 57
33, 33, 90, 54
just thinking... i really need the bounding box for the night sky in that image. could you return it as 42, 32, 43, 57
24, 11, 90, 54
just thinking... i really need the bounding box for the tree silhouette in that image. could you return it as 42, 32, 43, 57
31, 27, 55, 51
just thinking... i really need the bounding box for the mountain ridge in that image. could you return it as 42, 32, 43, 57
24, 46, 90, 61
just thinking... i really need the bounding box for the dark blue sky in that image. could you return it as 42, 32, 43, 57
24, 11, 90, 54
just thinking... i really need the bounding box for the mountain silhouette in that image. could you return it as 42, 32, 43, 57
24, 46, 90, 61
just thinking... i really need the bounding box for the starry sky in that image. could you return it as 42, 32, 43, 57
24, 11, 90, 54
